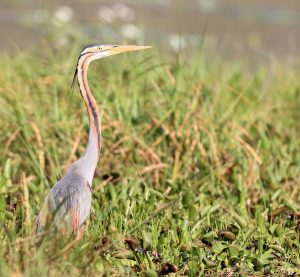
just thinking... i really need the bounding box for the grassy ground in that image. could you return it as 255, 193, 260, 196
0, 44, 299, 276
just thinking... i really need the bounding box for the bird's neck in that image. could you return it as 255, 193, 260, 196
76, 57, 101, 185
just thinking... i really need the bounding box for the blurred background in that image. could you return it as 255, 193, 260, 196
0, 0, 300, 62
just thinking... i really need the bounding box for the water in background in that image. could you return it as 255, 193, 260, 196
0, 0, 299, 61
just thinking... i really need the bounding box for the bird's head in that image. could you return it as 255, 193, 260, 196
79, 43, 151, 61
71, 43, 151, 92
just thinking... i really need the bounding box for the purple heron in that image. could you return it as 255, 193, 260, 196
35, 44, 151, 238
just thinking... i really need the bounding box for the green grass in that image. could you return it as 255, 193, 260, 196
0, 44, 299, 276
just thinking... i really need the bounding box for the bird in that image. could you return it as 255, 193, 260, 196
35, 44, 151, 239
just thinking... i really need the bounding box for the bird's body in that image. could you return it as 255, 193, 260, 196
35, 44, 150, 237
35, 165, 92, 235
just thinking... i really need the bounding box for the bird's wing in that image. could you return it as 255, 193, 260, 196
35, 173, 91, 234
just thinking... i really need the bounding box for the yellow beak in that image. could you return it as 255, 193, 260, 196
109, 45, 152, 54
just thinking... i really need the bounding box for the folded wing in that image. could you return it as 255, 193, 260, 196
35, 173, 92, 235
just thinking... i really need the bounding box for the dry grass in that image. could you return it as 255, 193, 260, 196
0, 45, 299, 276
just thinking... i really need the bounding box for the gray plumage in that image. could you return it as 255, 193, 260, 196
35, 167, 92, 235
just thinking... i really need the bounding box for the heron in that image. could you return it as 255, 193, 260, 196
35, 44, 151, 239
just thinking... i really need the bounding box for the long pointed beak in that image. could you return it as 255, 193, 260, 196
109, 45, 152, 54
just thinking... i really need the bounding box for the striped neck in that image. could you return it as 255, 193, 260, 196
76, 55, 101, 184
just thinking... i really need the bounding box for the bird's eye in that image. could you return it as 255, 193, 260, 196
97, 47, 102, 50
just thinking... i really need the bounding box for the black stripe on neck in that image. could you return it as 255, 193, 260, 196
79, 56, 101, 149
